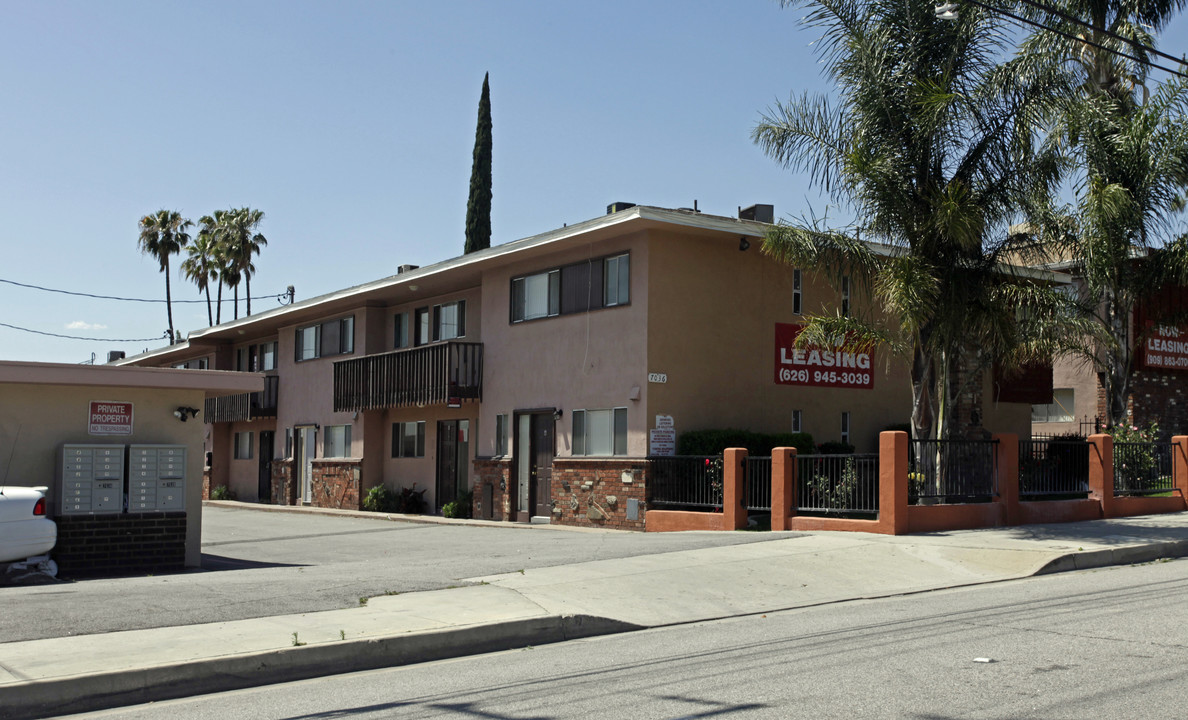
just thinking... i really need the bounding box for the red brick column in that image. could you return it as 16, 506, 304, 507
771, 447, 797, 531
879, 431, 909, 534
1088, 434, 1115, 517
994, 433, 1019, 525
1173, 436, 1188, 503
723, 448, 748, 530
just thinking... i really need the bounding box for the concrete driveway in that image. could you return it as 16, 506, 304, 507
1, 504, 793, 642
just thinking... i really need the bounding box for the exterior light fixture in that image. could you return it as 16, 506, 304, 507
174, 406, 200, 422
553, 408, 563, 420
739, 237, 751, 252
935, 3, 959, 20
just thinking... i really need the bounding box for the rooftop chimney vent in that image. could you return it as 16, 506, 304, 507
107, 351, 126, 363
607, 201, 636, 214
739, 204, 774, 224
397, 264, 420, 274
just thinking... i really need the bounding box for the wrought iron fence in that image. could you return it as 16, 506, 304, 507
647, 456, 722, 511
1019, 439, 1090, 498
909, 439, 998, 503
745, 456, 772, 511
797, 453, 879, 515
1113, 441, 1174, 496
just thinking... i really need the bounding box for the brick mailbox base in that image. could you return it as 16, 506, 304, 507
54, 512, 187, 577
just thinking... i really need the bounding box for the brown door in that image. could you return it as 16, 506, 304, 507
532, 413, 554, 518
436, 420, 458, 511
258, 431, 274, 503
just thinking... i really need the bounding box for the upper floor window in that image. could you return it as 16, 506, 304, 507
512, 252, 630, 323
296, 316, 354, 361
434, 301, 466, 341
237, 341, 278, 371
172, 357, 209, 370
394, 312, 410, 349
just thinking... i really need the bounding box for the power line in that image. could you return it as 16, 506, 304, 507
0, 322, 169, 343
1016, 0, 1188, 70
0, 276, 291, 304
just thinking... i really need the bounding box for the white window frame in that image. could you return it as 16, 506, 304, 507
234, 431, 254, 460
324, 424, 352, 458
572, 407, 628, 456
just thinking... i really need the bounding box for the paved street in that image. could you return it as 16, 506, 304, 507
2, 504, 791, 642
57, 557, 1188, 719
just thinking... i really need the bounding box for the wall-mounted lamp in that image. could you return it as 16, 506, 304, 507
174, 406, 200, 422
553, 408, 563, 421
739, 236, 751, 252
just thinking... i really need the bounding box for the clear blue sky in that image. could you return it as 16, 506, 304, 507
1, 1, 1185, 364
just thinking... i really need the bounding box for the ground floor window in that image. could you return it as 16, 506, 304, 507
234, 431, 254, 460
1032, 388, 1075, 423
572, 408, 627, 456
840, 411, 850, 445
791, 409, 802, 433
392, 421, 426, 458
495, 413, 509, 456
324, 424, 352, 458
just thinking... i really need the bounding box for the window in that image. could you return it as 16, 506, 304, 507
259, 342, 277, 371
234, 431, 254, 460
840, 412, 851, 445
172, 358, 208, 370
512, 270, 560, 322
392, 421, 426, 458
791, 410, 802, 434
495, 414, 509, 456
238, 342, 277, 371
284, 428, 293, 458
572, 408, 627, 456
793, 269, 802, 315
604, 254, 629, 307
414, 307, 430, 346
295, 316, 355, 361
394, 312, 409, 349
512, 252, 631, 323
433, 301, 466, 341
1033, 389, 1075, 423
324, 425, 352, 458
840, 276, 851, 317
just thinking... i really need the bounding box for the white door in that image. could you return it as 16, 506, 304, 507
296, 427, 316, 503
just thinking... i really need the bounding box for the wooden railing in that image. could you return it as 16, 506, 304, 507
333, 341, 483, 412
205, 375, 279, 423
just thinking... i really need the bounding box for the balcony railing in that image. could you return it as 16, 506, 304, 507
205, 375, 279, 424
333, 341, 483, 412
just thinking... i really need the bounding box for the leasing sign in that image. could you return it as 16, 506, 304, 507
1142, 325, 1188, 371
774, 323, 874, 389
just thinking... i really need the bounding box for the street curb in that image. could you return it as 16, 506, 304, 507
1034, 538, 1188, 575
0, 614, 641, 720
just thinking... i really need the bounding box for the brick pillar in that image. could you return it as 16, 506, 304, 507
723, 448, 748, 531
770, 447, 796, 531
1088, 434, 1115, 517
879, 431, 909, 534
1173, 436, 1188, 508
994, 433, 1019, 525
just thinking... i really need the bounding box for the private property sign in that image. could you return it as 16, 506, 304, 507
1142, 326, 1188, 371
774, 323, 874, 389
89, 401, 133, 435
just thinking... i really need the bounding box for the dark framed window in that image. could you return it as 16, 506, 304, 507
511, 252, 630, 323
295, 316, 354, 361
392, 421, 426, 458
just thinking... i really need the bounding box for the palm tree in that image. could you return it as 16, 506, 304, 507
1020, 0, 1188, 424
752, 0, 1088, 441
181, 230, 219, 326
137, 209, 192, 343
226, 207, 268, 317
198, 210, 234, 324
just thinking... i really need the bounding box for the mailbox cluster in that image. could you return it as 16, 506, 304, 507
59, 444, 187, 515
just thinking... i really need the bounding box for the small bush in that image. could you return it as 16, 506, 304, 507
677, 429, 814, 456
210, 485, 235, 501
816, 441, 856, 455
398, 485, 428, 515
363, 485, 400, 513
442, 489, 474, 519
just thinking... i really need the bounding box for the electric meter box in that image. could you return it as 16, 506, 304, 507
58, 445, 125, 515
128, 445, 187, 512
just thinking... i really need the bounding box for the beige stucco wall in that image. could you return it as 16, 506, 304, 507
1032, 354, 1100, 436
477, 231, 650, 458
0, 384, 207, 566
380, 405, 478, 509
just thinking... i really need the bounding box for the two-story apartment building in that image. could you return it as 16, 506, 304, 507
118, 202, 1038, 529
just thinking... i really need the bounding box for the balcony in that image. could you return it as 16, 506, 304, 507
333, 341, 483, 412
205, 375, 279, 423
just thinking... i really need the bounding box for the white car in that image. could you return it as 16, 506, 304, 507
0, 486, 57, 563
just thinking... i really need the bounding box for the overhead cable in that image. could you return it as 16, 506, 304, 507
0, 276, 290, 304
0, 322, 170, 343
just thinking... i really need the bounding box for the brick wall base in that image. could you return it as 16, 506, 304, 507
54, 513, 187, 578
271, 459, 296, 505
1129, 369, 1188, 435
473, 459, 512, 520
202, 469, 211, 500
311, 459, 362, 510
551, 458, 648, 531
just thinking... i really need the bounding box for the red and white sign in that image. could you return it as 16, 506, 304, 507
1142, 325, 1188, 371
89, 401, 134, 436
774, 323, 874, 389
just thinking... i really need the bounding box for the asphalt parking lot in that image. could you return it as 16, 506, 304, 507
1, 504, 792, 643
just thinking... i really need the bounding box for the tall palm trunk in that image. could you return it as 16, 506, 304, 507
245, 275, 252, 317
216, 281, 223, 324
164, 260, 175, 343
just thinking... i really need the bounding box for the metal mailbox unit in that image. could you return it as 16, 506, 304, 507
58, 444, 187, 514
128, 445, 186, 512
59, 445, 124, 515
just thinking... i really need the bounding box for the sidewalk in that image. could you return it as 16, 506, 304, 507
4, 512, 1188, 719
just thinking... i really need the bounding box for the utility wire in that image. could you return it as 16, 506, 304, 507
0, 322, 169, 343
1015, 0, 1188, 70
0, 276, 290, 304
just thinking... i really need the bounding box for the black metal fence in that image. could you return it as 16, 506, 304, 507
647, 456, 722, 511
1019, 438, 1090, 498
1113, 441, 1175, 496
745, 456, 772, 511
797, 453, 879, 515
909, 439, 998, 503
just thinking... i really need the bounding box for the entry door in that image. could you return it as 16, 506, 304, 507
514, 411, 555, 522
258, 430, 274, 503
436, 420, 459, 511
295, 427, 316, 504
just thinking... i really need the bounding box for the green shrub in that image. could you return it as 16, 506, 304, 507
363, 485, 400, 513
209, 485, 235, 501
816, 441, 856, 455
397, 485, 428, 515
676, 429, 814, 456
442, 489, 474, 519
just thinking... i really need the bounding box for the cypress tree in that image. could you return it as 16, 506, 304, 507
464, 72, 492, 254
